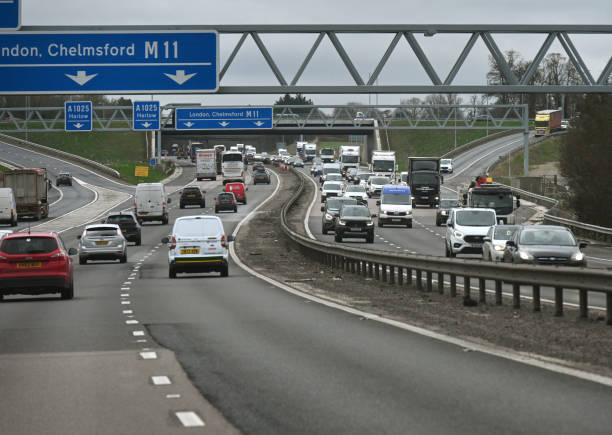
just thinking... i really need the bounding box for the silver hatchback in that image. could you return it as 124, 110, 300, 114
78, 224, 127, 264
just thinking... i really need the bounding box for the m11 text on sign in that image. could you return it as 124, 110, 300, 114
133, 101, 160, 131
0, 0, 20, 30
0, 31, 218, 94
176, 107, 273, 130
65, 101, 92, 132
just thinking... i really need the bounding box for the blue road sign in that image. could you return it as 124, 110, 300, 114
150, 158, 157, 167
65, 101, 92, 132
0, 0, 20, 30
0, 31, 217, 94
176, 107, 273, 130
133, 101, 160, 131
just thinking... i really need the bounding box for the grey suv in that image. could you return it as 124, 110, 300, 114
320, 197, 358, 234
334, 204, 375, 243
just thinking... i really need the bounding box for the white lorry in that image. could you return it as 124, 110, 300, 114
304, 143, 317, 162
195, 149, 217, 181
339, 145, 360, 173
370, 151, 397, 178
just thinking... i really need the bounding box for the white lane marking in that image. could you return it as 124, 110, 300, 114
135, 339, 147, 343
140, 351, 157, 360
132, 330, 145, 336
447, 138, 522, 179
122, 282, 131, 285
303, 170, 318, 240
48, 183, 64, 207
120, 293, 130, 297
121, 301, 131, 305
175, 412, 205, 428
166, 394, 181, 399
120, 287, 130, 290
125, 320, 139, 325
123, 310, 133, 314
586, 255, 612, 262
152, 376, 171, 385
127, 277, 135, 280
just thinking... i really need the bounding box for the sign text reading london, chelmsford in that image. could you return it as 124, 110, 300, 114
0, 31, 218, 94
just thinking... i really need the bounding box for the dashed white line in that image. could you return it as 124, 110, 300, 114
175, 412, 205, 428
120, 293, 130, 297
123, 310, 133, 314
166, 394, 181, 399
125, 320, 139, 325
152, 376, 171, 385
132, 330, 145, 336
140, 351, 157, 360
121, 301, 131, 305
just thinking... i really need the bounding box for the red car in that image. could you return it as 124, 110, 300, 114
0, 232, 77, 300
224, 182, 247, 204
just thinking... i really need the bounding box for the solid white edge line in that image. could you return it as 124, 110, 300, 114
48, 183, 64, 207
229, 167, 612, 388
303, 169, 317, 240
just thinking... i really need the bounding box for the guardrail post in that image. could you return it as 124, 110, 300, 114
398, 267, 403, 285
374, 263, 380, 280
607, 294, 612, 325
463, 276, 472, 303
533, 285, 541, 312
381, 264, 387, 282
368, 262, 373, 278
389, 266, 395, 284
495, 280, 502, 305
350, 259, 356, 274
578, 289, 588, 318
416, 269, 422, 290
479, 278, 486, 303
450, 275, 457, 297
554, 287, 563, 316
512, 283, 520, 309
426, 271, 432, 292
406, 268, 412, 285
438, 272, 444, 294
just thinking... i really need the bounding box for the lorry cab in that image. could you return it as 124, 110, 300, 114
377, 185, 413, 228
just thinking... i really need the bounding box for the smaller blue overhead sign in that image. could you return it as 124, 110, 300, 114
133, 101, 160, 131
65, 101, 92, 132
0, 0, 20, 30
176, 107, 272, 130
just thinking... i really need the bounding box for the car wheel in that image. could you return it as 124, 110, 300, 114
334, 235, 342, 243
367, 234, 374, 243
169, 265, 177, 279
180, 204, 185, 209
11, 218, 17, 227
435, 219, 440, 226
221, 264, 229, 277
69, 182, 72, 186
61, 280, 74, 300
233, 207, 238, 213
378, 220, 383, 227
136, 236, 142, 246
162, 216, 169, 225
79, 257, 87, 265
200, 202, 205, 208
322, 227, 328, 235
445, 244, 450, 258
215, 207, 219, 213
120, 253, 127, 263
243, 199, 247, 205
406, 221, 412, 228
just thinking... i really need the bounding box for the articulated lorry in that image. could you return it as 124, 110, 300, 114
459, 179, 520, 224
534, 109, 562, 136
3, 168, 49, 220
407, 157, 441, 207
370, 151, 397, 178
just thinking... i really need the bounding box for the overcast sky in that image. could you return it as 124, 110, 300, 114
22, 0, 612, 107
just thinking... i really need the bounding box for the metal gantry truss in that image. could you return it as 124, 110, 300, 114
20, 24, 612, 94
0, 104, 528, 132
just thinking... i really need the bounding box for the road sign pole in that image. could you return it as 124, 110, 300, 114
156, 130, 162, 167
523, 104, 529, 176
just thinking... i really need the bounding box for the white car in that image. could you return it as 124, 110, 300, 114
366, 176, 391, 198
321, 181, 345, 203
482, 225, 520, 261
561, 120, 569, 129
343, 185, 368, 204
162, 215, 234, 278
445, 208, 497, 257
440, 158, 454, 173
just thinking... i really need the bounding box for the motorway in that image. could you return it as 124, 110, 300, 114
0, 139, 611, 434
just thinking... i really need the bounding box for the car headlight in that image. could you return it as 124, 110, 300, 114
324, 213, 333, 221
494, 244, 506, 251
440, 210, 448, 215
453, 230, 464, 239
572, 252, 585, 261
366, 221, 374, 226
338, 220, 346, 226
435, 196, 439, 200
407, 210, 412, 215
519, 251, 534, 261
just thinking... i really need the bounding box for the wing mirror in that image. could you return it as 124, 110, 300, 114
505, 240, 516, 247
68, 248, 78, 255
371, 213, 377, 218
161, 237, 169, 244
167, 198, 172, 204
446, 220, 452, 227
227, 235, 235, 242
77, 235, 82, 239
579, 241, 588, 250
320, 205, 325, 212
483, 237, 491, 242
376, 200, 380, 205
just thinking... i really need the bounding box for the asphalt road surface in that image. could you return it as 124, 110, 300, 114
0, 147, 611, 434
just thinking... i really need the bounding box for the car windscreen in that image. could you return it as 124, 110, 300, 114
519, 229, 576, 246
59, 173, 70, 177
182, 188, 201, 194
382, 193, 411, 205
346, 186, 365, 192
411, 173, 438, 185
86, 227, 119, 237
341, 207, 370, 217
494, 226, 518, 240
455, 210, 496, 226
324, 183, 342, 190
218, 193, 234, 200
106, 215, 135, 224
323, 167, 340, 174
1, 237, 58, 254
471, 192, 513, 208
440, 159, 452, 165
326, 175, 343, 181
370, 177, 390, 185
222, 153, 243, 162
174, 219, 222, 237
440, 199, 458, 208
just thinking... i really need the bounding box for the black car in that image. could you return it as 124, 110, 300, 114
102, 212, 142, 245
333, 204, 375, 243
180, 186, 205, 209
320, 197, 358, 234
56, 172, 73, 186
503, 225, 587, 267
253, 169, 271, 185
436, 199, 460, 226
215, 192, 237, 213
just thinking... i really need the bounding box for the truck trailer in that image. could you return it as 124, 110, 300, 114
534, 109, 562, 136
3, 168, 49, 220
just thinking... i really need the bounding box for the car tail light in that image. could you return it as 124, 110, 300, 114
241, 171, 244, 177
170, 236, 176, 249
216, 199, 220, 205
0, 254, 7, 260
117, 229, 122, 236
181, 193, 186, 197
50, 251, 66, 261
221, 235, 227, 248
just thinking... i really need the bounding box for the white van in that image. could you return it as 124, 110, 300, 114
162, 215, 234, 278
377, 185, 412, 228
134, 183, 171, 225
0, 188, 18, 226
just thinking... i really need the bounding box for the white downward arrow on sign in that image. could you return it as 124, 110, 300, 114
254, 121, 265, 127
164, 70, 197, 85
142, 122, 152, 128
184, 122, 194, 128
74, 123, 84, 129
65, 71, 98, 86
219, 121, 230, 127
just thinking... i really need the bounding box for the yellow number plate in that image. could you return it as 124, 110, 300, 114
95, 241, 109, 245
17, 262, 42, 269
180, 249, 199, 255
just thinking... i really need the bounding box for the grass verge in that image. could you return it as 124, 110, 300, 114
489, 136, 562, 182
109, 162, 167, 185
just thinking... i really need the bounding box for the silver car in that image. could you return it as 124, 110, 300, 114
78, 224, 127, 264
321, 181, 345, 203
482, 225, 519, 261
